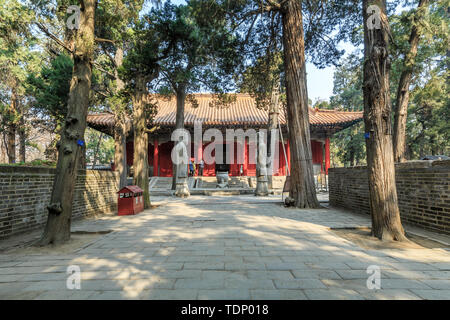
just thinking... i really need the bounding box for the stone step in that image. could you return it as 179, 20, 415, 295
149, 176, 288, 191
150, 177, 172, 189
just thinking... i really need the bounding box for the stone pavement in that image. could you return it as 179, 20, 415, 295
0, 195, 449, 300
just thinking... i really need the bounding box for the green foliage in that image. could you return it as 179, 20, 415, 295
328, 53, 366, 166
0, 0, 35, 45
150, 1, 241, 98
391, 0, 449, 158
118, 0, 242, 118
239, 51, 283, 110
0, 0, 38, 100
331, 123, 366, 167
312, 99, 331, 110
329, 53, 364, 112
0, 0, 41, 161
407, 72, 449, 157
85, 128, 115, 165
95, 0, 144, 44
329, 0, 449, 164
27, 54, 73, 127
118, 18, 162, 88
390, 0, 449, 99
159, 1, 238, 93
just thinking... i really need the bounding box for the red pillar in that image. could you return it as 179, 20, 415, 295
243, 138, 248, 176
286, 140, 291, 175
153, 139, 159, 176
325, 137, 330, 175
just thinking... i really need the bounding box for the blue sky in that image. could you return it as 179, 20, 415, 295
306, 41, 359, 103
306, 63, 335, 103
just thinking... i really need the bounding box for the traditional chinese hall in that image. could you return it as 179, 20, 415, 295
87, 94, 363, 177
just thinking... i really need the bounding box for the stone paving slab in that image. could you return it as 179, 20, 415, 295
0, 194, 449, 300
356, 289, 422, 300
410, 289, 450, 300
303, 289, 364, 300
198, 289, 251, 300
250, 289, 308, 300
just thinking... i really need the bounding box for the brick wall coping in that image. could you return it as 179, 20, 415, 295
329, 160, 450, 172
0, 165, 116, 175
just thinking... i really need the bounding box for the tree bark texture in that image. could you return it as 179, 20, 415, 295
363, 0, 406, 241
113, 47, 129, 190
38, 0, 95, 245
114, 113, 129, 189
172, 88, 187, 190
393, 0, 429, 163
132, 76, 151, 209
281, 0, 320, 208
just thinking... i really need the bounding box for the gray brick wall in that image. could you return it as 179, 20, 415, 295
0, 166, 119, 239
329, 160, 450, 235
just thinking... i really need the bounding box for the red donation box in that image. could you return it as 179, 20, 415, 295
117, 186, 144, 216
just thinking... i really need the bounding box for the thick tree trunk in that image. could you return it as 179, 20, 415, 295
281, 0, 320, 208
114, 115, 129, 189
393, 0, 429, 163
171, 88, 186, 190
363, 0, 406, 241
37, 0, 95, 246
113, 47, 129, 189
132, 76, 151, 209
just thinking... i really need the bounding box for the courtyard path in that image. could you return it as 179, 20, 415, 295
0, 195, 449, 300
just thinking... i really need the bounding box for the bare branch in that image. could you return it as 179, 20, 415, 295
100, 43, 118, 69
266, 0, 281, 9
95, 37, 115, 44
35, 22, 73, 54
145, 125, 160, 133
92, 61, 116, 79
92, 87, 109, 98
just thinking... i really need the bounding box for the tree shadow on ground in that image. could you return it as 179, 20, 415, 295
1, 195, 448, 299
